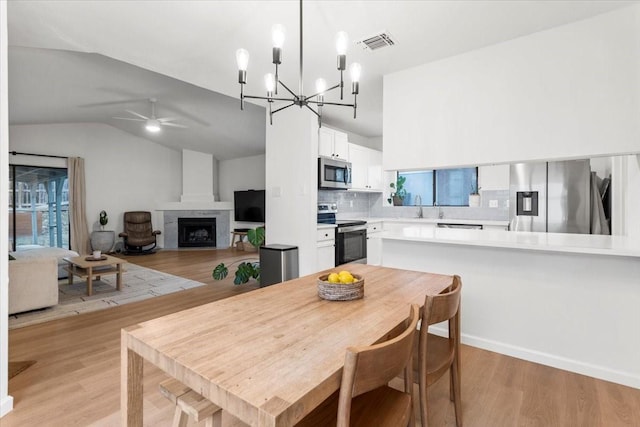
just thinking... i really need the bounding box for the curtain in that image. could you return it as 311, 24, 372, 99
68, 157, 91, 254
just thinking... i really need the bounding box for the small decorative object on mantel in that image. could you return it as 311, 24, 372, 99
317, 270, 364, 301
99, 210, 108, 230
387, 175, 407, 206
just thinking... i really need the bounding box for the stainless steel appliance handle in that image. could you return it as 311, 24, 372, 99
337, 225, 367, 233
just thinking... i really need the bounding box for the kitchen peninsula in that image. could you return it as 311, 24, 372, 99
379, 226, 640, 389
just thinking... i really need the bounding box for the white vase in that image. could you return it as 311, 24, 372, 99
468, 194, 481, 208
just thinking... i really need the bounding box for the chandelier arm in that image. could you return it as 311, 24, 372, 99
304, 104, 320, 117
271, 102, 297, 115
243, 94, 296, 103
307, 83, 341, 100
299, 0, 304, 97
278, 80, 298, 98
307, 100, 355, 108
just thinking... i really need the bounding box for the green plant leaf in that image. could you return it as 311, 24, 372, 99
247, 226, 265, 248
212, 263, 229, 280
234, 261, 252, 284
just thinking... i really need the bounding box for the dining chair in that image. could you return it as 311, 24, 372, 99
297, 304, 420, 427
414, 275, 463, 427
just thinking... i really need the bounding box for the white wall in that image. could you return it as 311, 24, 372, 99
218, 153, 265, 230
265, 109, 318, 276
181, 149, 214, 202
384, 5, 640, 171
0, 0, 14, 417
9, 123, 182, 246
624, 155, 640, 239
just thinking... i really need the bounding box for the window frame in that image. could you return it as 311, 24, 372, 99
397, 166, 478, 207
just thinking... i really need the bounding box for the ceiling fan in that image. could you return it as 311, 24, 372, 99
113, 98, 187, 132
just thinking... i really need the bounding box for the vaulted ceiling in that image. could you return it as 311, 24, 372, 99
7, 0, 635, 159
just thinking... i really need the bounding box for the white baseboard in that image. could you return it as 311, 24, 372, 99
0, 395, 14, 418
429, 326, 640, 390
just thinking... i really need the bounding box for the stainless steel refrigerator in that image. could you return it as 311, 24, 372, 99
509, 160, 591, 233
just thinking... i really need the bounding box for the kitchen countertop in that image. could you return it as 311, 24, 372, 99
381, 217, 510, 227
379, 226, 640, 258
316, 223, 337, 229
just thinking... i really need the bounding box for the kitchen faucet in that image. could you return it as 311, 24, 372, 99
415, 195, 423, 218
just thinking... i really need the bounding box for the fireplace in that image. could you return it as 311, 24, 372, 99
178, 217, 217, 248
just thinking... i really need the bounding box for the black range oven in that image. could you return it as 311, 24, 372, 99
317, 204, 367, 266
335, 220, 367, 265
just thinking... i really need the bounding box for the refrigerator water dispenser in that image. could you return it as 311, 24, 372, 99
516, 191, 538, 216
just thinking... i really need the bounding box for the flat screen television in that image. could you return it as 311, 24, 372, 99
234, 190, 265, 222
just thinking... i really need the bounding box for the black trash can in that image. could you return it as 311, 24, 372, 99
259, 244, 299, 287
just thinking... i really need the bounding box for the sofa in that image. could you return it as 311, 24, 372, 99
9, 245, 79, 279
8, 256, 58, 315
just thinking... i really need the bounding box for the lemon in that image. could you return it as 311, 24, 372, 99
339, 275, 354, 284
327, 273, 340, 283
338, 270, 351, 276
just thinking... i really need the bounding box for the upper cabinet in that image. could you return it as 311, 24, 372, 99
318, 127, 349, 160
383, 6, 640, 170
348, 143, 383, 191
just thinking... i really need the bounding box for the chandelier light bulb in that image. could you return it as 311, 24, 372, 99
236, 49, 250, 71
349, 62, 362, 83
315, 78, 327, 94
335, 31, 349, 55
264, 73, 276, 93
272, 24, 286, 48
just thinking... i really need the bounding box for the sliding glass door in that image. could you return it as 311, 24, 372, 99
9, 165, 70, 251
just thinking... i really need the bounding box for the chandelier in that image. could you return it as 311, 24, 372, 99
235, 0, 361, 127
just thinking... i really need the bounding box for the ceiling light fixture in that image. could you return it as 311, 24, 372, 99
145, 119, 161, 133
235, 0, 361, 127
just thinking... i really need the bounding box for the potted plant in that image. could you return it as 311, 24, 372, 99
99, 210, 108, 230
387, 175, 407, 206
468, 183, 481, 207
212, 226, 265, 285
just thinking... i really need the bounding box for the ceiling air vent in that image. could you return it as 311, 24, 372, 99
356, 31, 396, 51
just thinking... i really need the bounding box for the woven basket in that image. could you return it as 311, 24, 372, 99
317, 274, 364, 301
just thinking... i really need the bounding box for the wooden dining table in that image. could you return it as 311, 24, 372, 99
121, 263, 454, 426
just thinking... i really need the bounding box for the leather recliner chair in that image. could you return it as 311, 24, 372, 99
119, 211, 161, 255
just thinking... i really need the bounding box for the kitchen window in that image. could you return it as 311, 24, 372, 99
399, 167, 478, 207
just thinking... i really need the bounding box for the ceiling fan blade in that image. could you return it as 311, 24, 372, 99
125, 110, 150, 120
157, 117, 179, 123
113, 117, 145, 122
78, 98, 149, 108
162, 122, 188, 129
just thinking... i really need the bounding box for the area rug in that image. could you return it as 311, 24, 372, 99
8, 360, 36, 380
8, 264, 206, 329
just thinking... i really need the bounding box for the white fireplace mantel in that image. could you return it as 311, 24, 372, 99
157, 201, 233, 211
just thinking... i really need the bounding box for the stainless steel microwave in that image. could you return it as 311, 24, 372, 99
318, 156, 352, 190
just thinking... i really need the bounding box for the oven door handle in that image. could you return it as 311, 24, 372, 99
337, 225, 367, 233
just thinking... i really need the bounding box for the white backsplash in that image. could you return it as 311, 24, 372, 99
318, 189, 509, 221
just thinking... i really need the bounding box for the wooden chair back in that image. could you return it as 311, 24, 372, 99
422, 275, 461, 327
337, 304, 420, 426
417, 274, 463, 427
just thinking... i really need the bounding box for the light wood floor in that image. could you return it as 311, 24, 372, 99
4, 249, 640, 426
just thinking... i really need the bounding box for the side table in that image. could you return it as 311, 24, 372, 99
91, 230, 116, 253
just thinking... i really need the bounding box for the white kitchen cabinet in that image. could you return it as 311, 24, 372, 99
316, 226, 336, 271
318, 127, 349, 160
348, 143, 383, 191
366, 221, 383, 266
